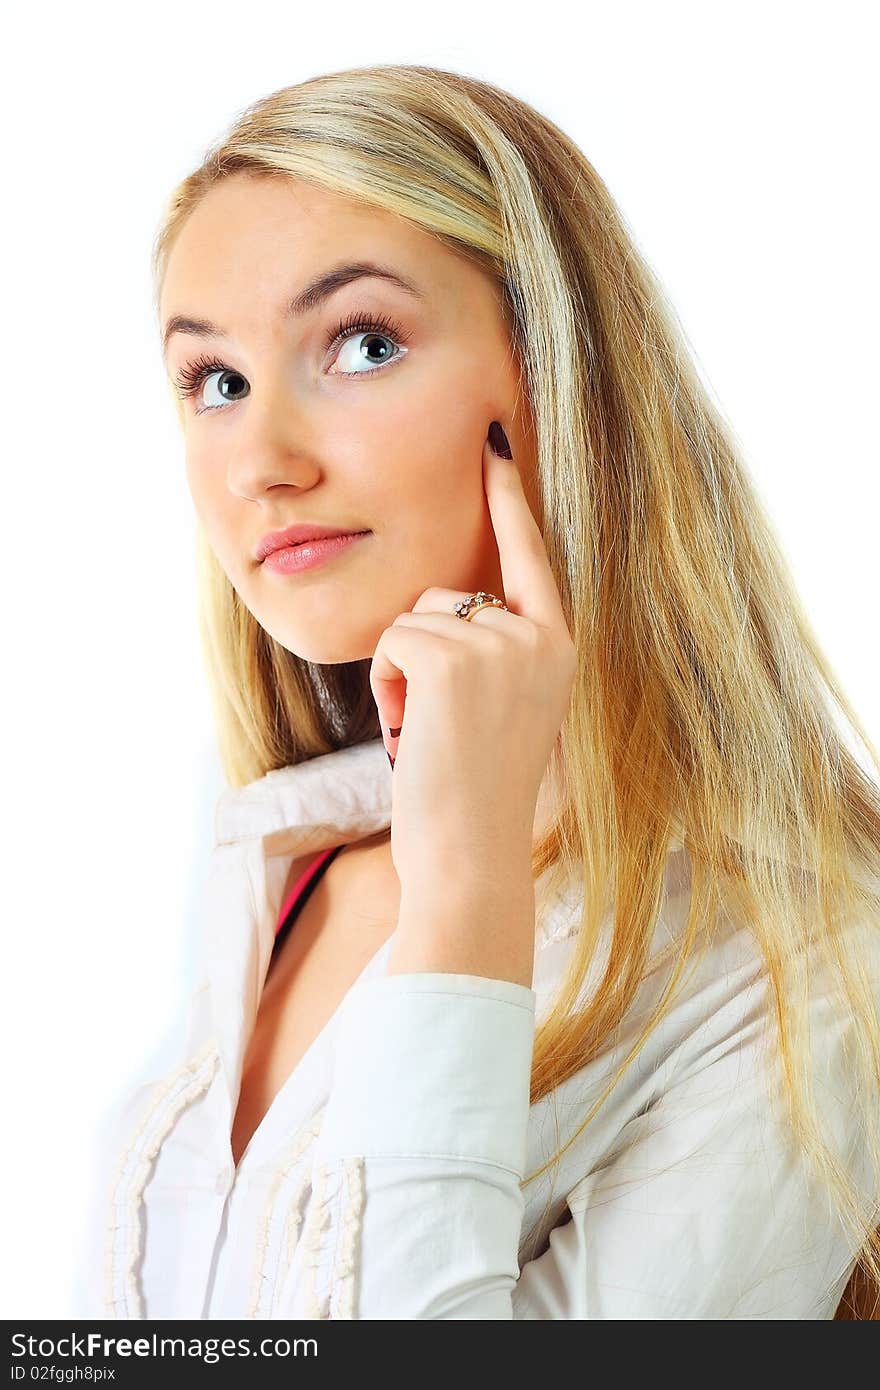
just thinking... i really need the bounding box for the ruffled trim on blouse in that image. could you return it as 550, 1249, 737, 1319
104, 1041, 220, 1319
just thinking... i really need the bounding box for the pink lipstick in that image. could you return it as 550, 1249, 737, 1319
261, 530, 371, 574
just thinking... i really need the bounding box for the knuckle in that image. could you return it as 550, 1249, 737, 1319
411, 587, 444, 611
559, 639, 578, 679
512, 619, 543, 659
432, 653, 462, 687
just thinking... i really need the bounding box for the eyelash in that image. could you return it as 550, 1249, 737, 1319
173, 309, 411, 414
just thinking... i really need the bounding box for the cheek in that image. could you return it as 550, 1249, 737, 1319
185, 464, 217, 540
380, 423, 477, 535
186, 449, 228, 515
378, 363, 494, 495
364, 372, 496, 573
184, 448, 210, 504
185, 453, 238, 556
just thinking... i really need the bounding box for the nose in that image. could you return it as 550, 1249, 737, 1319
223, 384, 323, 501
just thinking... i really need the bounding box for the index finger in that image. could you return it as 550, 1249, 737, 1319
482, 433, 568, 631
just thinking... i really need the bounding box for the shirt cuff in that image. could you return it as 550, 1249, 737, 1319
314, 972, 537, 1175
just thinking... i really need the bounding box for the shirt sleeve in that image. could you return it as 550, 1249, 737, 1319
278, 972, 536, 1319
276, 948, 878, 1320
512, 969, 875, 1319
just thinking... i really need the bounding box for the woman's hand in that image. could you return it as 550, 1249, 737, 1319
369, 423, 577, 915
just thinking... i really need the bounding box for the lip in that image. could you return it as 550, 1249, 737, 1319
255, 523, 370, 563
261, 529, 371, 576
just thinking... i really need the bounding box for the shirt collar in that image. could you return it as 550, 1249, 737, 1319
200, 734, 686, 1125
213, 733, 685, 856
213, 736, 394, 853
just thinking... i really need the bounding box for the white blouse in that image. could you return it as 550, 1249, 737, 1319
77, 737, 877, 1319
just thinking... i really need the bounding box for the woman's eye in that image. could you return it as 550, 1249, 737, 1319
173, 358, 250, 414
174, 316, 409, 414
199, 368, 250, 409
332, 330, 407, 375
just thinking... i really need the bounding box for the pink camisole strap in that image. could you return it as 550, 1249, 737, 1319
274, 845, 341, 938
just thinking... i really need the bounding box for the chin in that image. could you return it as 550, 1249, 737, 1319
264, 625, 377, 666
301, 645, 374, 665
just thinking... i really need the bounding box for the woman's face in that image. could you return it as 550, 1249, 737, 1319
159, 172, 540, 662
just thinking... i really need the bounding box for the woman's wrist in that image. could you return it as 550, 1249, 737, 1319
387, 858, 537, 987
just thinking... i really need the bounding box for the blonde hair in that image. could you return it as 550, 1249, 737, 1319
151, 64, 880, 1318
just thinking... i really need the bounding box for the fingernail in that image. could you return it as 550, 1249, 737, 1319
387, 724, 401, 770
488, 421, 513, 459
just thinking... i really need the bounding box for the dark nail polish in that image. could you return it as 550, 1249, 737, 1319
488, 421, 513, 459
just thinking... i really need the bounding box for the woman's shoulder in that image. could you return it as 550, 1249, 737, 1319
532, 837, 880, 1132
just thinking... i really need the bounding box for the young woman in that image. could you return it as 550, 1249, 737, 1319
85, 63, 880, 1320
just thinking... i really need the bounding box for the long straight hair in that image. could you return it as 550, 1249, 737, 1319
152, 65, 880, 1317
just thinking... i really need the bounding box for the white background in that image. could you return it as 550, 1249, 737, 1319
2, 0, 877, 1317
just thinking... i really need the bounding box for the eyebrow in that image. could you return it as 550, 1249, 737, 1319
161, 260, 425, 356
